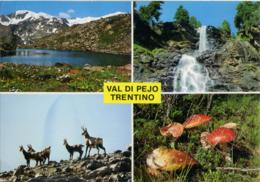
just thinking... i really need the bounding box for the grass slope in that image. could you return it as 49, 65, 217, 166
0, 63, 130, 91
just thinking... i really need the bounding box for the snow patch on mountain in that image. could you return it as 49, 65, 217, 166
0, 10, 127, 27
66, 12, 126, 26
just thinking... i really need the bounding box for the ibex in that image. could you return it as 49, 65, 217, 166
19, 146, 44, 167
81, 127, 106, 158
63, 139, 84, 160
27, 144, 51, 164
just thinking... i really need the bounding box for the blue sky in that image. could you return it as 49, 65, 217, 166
0, 94, 131, 172
136, 1, 239, 33
0, 1, 131, 18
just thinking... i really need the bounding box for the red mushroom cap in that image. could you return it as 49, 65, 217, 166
160, 123, 184, 138
183, 114, 212, 129
206, 127, 236, 146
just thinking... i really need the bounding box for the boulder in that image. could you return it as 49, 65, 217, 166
0, 24, 17, 56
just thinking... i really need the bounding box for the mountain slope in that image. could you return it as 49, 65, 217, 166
30, 14, 131, 55
0, 10, 127, 46
0, 149, 131, 182
0, 10, 68, 45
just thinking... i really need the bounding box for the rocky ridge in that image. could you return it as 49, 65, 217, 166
29, 14, 131, 55
0, 10, 68, 45
0, 149, 131, 182
0, 10, 127, 46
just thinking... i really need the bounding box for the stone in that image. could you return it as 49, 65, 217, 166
13, 165, 26, 176
0, 151, 130, 181
86, 161, 104, 170
122, 151, 131, 158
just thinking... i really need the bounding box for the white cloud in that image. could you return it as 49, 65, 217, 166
58, 9, 75, 19
67, 9, 75, 14
58, 12, 70, 18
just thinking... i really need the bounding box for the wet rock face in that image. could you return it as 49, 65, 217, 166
197, 40, 260, 91
135, 23, 259, 92
249, 25, 260, 50
134, 51, 183, 92
0, 150, 132, 182
206, 26, 226, 50
0, 24, 17, 56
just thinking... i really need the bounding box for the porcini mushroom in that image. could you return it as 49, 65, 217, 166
183, 114, 212, 129
160, 122, 184, 138
146, 146, 198, 176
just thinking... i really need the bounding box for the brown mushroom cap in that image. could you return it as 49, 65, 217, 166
183, 114, 212, 129
206, 127, 236, 146
160, 123, 184, 138
146, 147, 198, 174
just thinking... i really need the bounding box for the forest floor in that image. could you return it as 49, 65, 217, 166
134, 95, 260, 182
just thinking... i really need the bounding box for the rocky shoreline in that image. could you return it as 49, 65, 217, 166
0, 149, 131, 182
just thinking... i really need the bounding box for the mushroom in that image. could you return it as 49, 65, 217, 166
200, 127, 236, 161
146, 146, 198, 176
159, 122, 184, 138
159, 114, 211, 139
203, 127, 236, 147
183, 114, 212, 129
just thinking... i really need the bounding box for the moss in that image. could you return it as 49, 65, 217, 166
151, 48, 167, 56
134, 44, 153, 56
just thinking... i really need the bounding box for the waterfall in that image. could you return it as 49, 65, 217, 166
198, 26, 208, 53
173, 26, 213, 92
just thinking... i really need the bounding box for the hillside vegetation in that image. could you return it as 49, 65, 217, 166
30, 14, 131, 55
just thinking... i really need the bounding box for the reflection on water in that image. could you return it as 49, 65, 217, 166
0, 49, 130, 66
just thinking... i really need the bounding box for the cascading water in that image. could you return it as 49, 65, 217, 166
173, 26, 213, 92
198, 26, 208, 53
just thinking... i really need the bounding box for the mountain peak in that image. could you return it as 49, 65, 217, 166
0, 10, 127, 27
15, 10, 54, 20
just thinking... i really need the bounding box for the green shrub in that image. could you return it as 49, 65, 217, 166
134, 44, 153, 56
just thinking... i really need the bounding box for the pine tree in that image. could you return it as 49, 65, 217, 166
174, 5, 189, 25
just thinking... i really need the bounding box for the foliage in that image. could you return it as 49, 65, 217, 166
234, 2, 260, 37
189, 16, 201, 29
220, 20, 231, 37
151, 48, 167, 56
138, 2, 164, 26
0, 63, 129, 91
134, 44, 152, 56
134, 95, 260, 182
174, 5, 190, 25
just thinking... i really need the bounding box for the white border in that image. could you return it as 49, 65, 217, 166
0, 1, 259, 182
